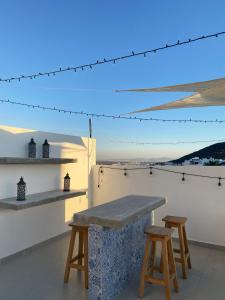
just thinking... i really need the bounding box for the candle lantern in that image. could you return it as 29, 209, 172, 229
17, 177, 26, 201
42, 139, 50, 158
28, 138, 36, 158
64, 173, 71, 192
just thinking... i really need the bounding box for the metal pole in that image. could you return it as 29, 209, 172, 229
89, 118, 92, 138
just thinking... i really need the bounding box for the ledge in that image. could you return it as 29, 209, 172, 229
0, 189, 87, 210
0, 157, 77, 164
73, 194, 165, 228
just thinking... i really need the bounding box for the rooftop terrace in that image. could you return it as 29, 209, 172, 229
1, 126, 225, 300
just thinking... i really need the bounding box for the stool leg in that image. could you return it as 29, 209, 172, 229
64, 227, 76, 283
178, 225, 188, 279
78, 231, 84, 266
159, 249, 163, 273
139, 236, 150, 298
183, 226, 192, 269
160, 222, 171, 273
162, 239, 171, 300
148, 240, 156, 276
83, 229, 89, 289
167, 239, 179, 293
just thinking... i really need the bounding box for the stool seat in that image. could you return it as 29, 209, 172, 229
162, 216, 187, 225
69, 222, 89, 229
145, 225, 174, 237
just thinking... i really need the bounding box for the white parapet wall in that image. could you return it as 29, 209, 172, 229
0, 125, 96, 259
91, 164, 225, 247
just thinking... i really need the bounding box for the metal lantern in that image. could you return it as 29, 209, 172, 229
28, 138, 36, 158
17, 177, 26, 201
64, 173, 71, 192
42, 139, 50, 158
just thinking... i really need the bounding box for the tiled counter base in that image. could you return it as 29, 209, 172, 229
88, 214, 151, 300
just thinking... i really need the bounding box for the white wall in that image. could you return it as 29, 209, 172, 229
91, 165, 225, 247
0, 125, 96, 259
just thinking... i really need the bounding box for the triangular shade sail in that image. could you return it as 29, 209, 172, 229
117, 77, 225, 113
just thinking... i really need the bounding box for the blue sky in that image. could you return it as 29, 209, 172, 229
0, 1, 225, 159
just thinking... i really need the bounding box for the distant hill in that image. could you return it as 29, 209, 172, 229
172, 142, 225, 164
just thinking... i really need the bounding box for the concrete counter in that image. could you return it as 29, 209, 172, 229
73, 194, 165, 228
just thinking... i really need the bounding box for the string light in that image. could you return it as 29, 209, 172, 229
97, 165, 225, 188
0, 30, 225, 83
2, 98, 225, 124
150, 167, 153, 175
98, 166, 104, 188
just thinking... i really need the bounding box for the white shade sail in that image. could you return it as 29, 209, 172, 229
117, 77, 225, 113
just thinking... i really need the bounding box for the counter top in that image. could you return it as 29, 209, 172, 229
73, 194, 165, 228
0, 189, 87, 210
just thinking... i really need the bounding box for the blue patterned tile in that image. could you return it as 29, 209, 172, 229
88, 213, 152, 300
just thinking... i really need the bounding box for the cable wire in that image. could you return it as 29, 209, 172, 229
108, 138, 225, 145
100, 165, 225, 179
1, 30, 225, 83
2, 98, 225, 123
98, 165, 224, 188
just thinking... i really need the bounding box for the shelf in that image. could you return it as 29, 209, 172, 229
0, 189, 87, 210
0, 157, 77, 164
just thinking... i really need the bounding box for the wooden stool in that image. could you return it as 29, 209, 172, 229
64, 223, 88, 289
162, 216, 191, 279
139, 225, 179, 300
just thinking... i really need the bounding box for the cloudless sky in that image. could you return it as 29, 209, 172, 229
0, 0, 225, 159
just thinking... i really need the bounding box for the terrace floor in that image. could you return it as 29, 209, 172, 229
0, 233, 225, 300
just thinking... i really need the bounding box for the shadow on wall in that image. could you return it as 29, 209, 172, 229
0, 126, 86, 158
88, 167, 95, 207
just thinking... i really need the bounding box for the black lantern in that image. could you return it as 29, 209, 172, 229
64, 173, 71, 192
28, 138, 36, 158
17, 177, 26, 201
42, 139, 50, 158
